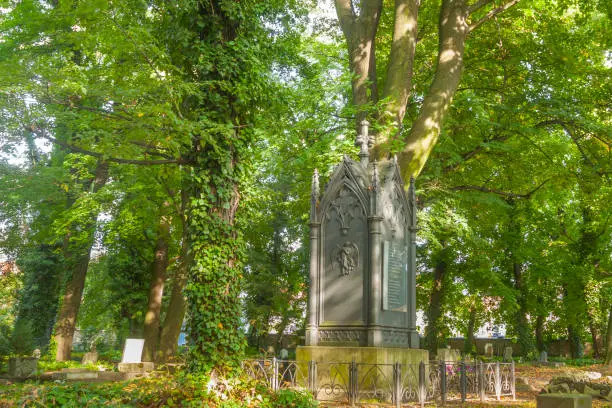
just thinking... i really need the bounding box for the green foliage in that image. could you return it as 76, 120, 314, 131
0, 265, 21, 361
36, 357, 114, 373
0, 372, 318, 407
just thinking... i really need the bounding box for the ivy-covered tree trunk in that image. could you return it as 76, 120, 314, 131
185, 144, 246, 371
55, 160, 108, 361
142, 211, 171, 362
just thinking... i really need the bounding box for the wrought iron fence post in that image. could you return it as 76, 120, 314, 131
495, 361, 501, 401
419, 361, 426, 408
349, 360, 358, 406
393, 362, 401, 408
460, 361, 467, 402
271, 358, 279, 392
511, 360, 516, 401
308, 360, 317, 397
478, 362, 485, 402
439, 361, 447, 405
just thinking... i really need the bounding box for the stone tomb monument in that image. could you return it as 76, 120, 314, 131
298, 123, 427, 365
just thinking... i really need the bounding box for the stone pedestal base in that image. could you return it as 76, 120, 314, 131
536, 393, 592, 408
296, 346, 428, 365
52, 369, 99, 381
296, 346, 428, 401
117, 362, 154, 373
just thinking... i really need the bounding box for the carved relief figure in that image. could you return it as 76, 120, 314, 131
333, 241, 359, 276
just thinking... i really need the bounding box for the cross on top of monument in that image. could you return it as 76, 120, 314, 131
356, 120, 371, 166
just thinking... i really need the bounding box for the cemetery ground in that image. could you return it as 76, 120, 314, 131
0, 356, 610, 407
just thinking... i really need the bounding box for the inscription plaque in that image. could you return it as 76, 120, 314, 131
383, 240, 407, 311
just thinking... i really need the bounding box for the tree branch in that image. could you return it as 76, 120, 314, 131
334, 0, 356, 34
35, 131, 189, 166
467, 0, 492, 14
395, 0, 469, 178
451, 179, 549, 199
537, 119, 594, 167
468, 0, 521, 32
130, 141, 176, 160
443, 133, 513, 173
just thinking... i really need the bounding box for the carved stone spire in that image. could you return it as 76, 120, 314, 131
310, 169, 319, 222
408, 176, 417, 227
370, 161, 379, 216
358, 120, 370, 166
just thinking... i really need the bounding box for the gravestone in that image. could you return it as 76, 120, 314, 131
82, 351, 99, 365
484, 343, 494, 357
539, 351, 548, 363
8, 357, 38, 379
304, 135, 418, 347
503, 346, 513, 361
121, 338, 144, 363
298, 121, 427, 367
437, 348, 461, 362
536, 393, 592, 408
118, 338, 154, 373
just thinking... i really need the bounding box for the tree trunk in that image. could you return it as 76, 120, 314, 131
142, 211, 171, 362
535, 305, 545, 352
464, 306, 476, 355
513, 262, 535, 356
377, 0, 419, 140
588, 318, 601, 359
54, 160, 109, 361
567, 324, 583, 359
396, 0, 469, 178
157, 220, 191, 363
604, 304, 611, 366
334, 0, 382, 134
425, 243, 448, 354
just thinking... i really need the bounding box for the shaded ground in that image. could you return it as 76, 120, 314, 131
319, 363, 612, 408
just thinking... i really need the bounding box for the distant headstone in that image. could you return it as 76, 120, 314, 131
539, 351, 548, 363
536, 393, 592, 408
279, 348, 289, 360
32, 349, 41, 359
82, 351, 99, 365
484, 343, 494, 357
8, 357, 38, 379
503, 346, 513, 361
437, 348, 461, 362
121, 338, 145, 363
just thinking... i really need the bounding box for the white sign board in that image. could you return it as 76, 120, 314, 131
121, 338, 145, 363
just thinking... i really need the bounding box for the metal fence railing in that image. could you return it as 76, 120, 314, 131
242, 359, 515, 407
